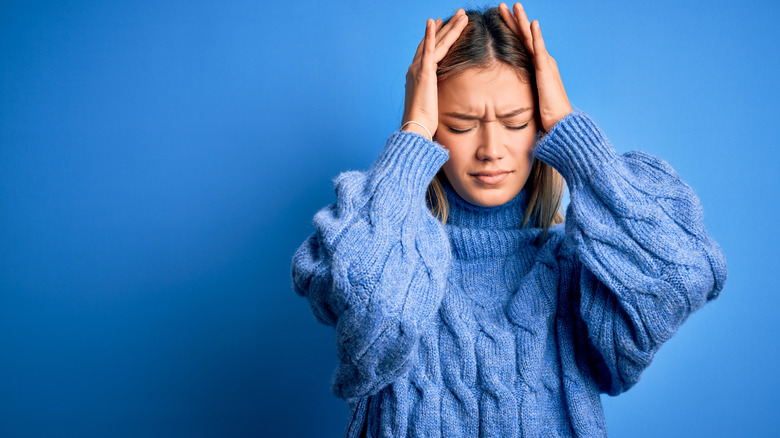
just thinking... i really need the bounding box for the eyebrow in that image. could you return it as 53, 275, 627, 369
443, 107, 533, 120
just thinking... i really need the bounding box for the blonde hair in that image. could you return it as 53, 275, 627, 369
425, 7, 565, 246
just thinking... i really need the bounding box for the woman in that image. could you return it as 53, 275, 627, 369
291, 3, 728, 437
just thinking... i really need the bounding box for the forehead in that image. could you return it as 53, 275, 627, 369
438, 64, 534, 113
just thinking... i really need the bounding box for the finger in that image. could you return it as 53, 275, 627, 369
413, 18, 441, 61
434, 12, 469, 61
421, 18, 436, 70
531, 20, 548, 63
513, 2, 535, 56
498, 3, 521, 37
434, 9, 464, 47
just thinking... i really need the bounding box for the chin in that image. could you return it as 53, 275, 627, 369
466, 190, 515, 207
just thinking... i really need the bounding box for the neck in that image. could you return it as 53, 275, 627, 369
438, 175, 540, 260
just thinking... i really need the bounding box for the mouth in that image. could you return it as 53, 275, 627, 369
470, 170, 513, 185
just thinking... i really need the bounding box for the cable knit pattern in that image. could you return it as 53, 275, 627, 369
291, 110, 728, 437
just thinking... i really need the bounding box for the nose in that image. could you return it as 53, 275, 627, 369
476, 121, 504, 161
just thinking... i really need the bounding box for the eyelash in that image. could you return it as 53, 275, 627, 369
449, 122, 530, 134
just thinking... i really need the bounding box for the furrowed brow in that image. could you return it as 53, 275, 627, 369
443, 107, 533, 120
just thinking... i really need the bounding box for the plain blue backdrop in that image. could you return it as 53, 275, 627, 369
1, 0, 778, 436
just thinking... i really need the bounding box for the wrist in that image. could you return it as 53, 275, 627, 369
400, 121, 434, 141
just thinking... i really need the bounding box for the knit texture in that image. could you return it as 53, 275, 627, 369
291, 110, 728, 437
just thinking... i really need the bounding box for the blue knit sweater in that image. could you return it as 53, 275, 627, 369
291, 110, 728, 437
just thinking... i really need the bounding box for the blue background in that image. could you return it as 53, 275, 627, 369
1, 0, 777, 436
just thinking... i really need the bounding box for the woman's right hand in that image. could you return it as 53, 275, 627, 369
402, 9, 469, 140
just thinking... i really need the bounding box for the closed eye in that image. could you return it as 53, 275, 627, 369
447, 121, 530, 134
506, 122, 530, 130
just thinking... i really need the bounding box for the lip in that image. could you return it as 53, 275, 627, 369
470, 169, 512, 185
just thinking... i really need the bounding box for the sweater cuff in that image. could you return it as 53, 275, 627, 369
368, 130, 450, 201
531, 109, 620, 188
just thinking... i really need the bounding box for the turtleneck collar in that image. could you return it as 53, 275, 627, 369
439, 176, 542, 260
441, 177, 530, 230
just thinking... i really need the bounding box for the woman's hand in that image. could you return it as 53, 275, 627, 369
498, 2, 572, 133
402, 9, 469, 140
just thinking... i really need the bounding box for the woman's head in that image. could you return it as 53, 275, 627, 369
426, 7, 564, 244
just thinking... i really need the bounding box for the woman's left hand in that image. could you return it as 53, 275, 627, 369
499, 2, 572, 133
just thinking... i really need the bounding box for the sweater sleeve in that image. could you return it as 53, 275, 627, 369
290, 131, 452, 403
532, 109, 729, 396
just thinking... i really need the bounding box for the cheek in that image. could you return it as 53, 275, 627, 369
441, 148, 468, 175
437, 140, 472, 180
435, 131, 468, 158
